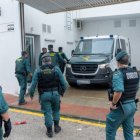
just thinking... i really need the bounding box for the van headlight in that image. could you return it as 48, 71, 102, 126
66, 64, 71, 68
99, 63, 109, 69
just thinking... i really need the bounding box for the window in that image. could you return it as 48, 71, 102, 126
0, 7, 1, 16
129, 20, 136, 27
47, 25, 51, 34
114, 20, 121, 28
42, 24, 46, 33
74, 39, 114, 55
120, 39, 126, 51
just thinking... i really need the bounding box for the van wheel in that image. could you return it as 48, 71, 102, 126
69, 82, 77, 87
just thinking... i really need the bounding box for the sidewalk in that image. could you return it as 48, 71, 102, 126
4, 90, 140, 127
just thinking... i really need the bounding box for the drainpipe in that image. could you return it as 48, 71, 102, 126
19, 2, 25, 51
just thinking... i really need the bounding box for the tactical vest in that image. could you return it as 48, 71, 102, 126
59, 52, 63, 56
119, 67, 139, 102
15, 57, 27, 75
38, 65, 59, 93
49, 52, 57, 66
59, 52, 65, 60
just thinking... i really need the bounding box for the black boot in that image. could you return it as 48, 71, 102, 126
46, 127, 53, 138
54, 121, 61, 134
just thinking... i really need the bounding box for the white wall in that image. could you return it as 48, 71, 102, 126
24, 5, 77, 59
0, 0, 21, 94
24, 2, 140, 66
77, 17, 140, 70
1, 0, 140, 94
73, 1, 140, 20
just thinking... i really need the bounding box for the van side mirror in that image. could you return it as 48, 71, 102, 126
71, 50, 74, 56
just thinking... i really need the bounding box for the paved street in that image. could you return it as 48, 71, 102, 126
5, 85, 140, 127
5, 110, 140, 140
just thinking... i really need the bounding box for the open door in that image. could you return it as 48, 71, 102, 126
25, 35, 35, 72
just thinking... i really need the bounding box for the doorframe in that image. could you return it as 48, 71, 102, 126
25, 35, 35, 71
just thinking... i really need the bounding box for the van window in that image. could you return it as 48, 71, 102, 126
120, 39, 126, 51
74, 39, 114, 55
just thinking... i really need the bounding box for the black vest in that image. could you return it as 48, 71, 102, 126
38, 65, 59, 93
119, 67, 139, 102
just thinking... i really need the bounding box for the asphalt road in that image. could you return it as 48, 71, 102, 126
3, 111, 140, 140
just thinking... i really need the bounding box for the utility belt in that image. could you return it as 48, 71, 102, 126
108, 88, 139, 112
108, 88, 139, 104
15, 71, 27, 76
121, 99, 139, 104
117, 99, 139, 106
0, 116, 2, 128
39, 87, 58, 95
117, 99, 139, 113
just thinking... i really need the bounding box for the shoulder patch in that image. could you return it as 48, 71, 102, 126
113, 70, 123, 77
16, 58, 23, 62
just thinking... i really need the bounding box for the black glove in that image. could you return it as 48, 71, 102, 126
3, 119, 12, 138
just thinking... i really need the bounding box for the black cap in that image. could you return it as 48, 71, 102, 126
58, 47, 63, 51
48, 44, 53, 49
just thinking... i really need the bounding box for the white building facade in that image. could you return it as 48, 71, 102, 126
0, 0, 21, 94
0, 0, 140, 94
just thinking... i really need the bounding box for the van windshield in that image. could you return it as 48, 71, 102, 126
74, 38, 114, 55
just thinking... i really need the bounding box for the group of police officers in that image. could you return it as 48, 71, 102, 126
0, 44, 139, 139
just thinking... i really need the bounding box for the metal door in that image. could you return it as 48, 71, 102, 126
25, 35, 35, 72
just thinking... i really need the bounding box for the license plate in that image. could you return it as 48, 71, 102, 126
77, 80, 90, 84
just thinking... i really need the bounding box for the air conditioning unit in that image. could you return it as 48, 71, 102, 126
76, 20, 83, 30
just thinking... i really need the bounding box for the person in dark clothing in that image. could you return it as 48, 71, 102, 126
58, 47, 69, 73
39, 48, 47, 66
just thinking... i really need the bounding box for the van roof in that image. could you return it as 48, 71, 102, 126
82, 35, 127, 40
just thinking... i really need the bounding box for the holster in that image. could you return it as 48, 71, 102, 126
0, 116, 2, 128
15, 71, 27, 76
58, 85, 64, 97
135, 98, 139, 104
135, 98, 139, 109
108, 88, 114, 101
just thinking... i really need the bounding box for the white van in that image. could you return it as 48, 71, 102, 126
66, 35, 131, 86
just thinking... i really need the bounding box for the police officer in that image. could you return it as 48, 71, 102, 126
0, 86, 12, 140
39, 48, 47, 66
15, 51, 32, 105
58, 47, 69, 73
29, 53, 67, 138
48, 44, 65, 67
106, 51, 139, 140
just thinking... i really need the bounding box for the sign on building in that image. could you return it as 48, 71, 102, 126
0, 23, 14, 33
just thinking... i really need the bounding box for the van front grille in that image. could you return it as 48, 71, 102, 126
72, 64, 98, 74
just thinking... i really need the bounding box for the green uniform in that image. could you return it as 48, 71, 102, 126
49, 51, 65, 67
39, 52, 47, 66
15, 57, 31, 104
59, 52, 69, 73
29, 64, 67, 128
0, 87, 9, 140
106, 69, 139, 140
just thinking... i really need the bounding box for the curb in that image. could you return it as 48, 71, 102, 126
9, 105, 140, 129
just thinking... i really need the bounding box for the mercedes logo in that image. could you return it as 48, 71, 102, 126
80, 66, 86, 71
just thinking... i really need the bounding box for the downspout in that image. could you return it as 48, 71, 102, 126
19, 2, 25, 51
